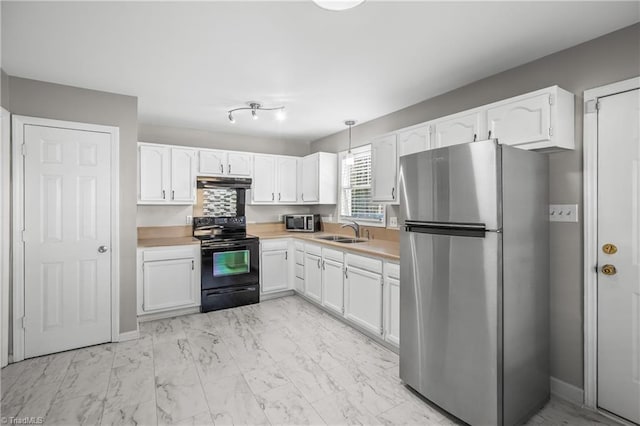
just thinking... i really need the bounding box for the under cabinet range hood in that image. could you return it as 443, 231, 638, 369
197, 176, 252, 189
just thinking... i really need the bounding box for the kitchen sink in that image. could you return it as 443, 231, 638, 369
315, 235, 367, 244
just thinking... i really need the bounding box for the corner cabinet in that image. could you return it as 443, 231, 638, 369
301, 152, 338, 204
138, 143, 196, 205
137, 245, 200, 316
371, 134, 397, 202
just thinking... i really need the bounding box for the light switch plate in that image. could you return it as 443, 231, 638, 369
389, 216, 398, 227
186, 215, 193, 225
549, 204, 578, 222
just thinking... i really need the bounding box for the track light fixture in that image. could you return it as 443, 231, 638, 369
227, 102, 286, 124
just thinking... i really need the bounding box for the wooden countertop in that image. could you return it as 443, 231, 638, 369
137, 236, 201, 248
251, 230, 400, 261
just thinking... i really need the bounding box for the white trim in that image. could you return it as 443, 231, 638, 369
550, 376, 585, 406
117, 329, 140, 342
1, 107, 9, 368
11, 115, 120, 362
137, 306, 200, 322
583, 76, 640, 410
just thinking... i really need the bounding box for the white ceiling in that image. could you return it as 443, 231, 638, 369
2, 1, 638, 143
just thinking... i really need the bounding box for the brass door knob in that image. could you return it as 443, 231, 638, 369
601, 264, 617, 276
602, 243, 618, 254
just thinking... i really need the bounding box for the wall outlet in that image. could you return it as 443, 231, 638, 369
278, 214, 284, 222
389, 216, 398, 227
186, 215, 193, 225
549, 204, 578, 222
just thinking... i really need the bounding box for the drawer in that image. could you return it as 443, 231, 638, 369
295, 249, 305, 265
385, 262, 400, 279
142, 246, 197, 262
322, 247, 343, 263
345, 253, 382, 274
261, 239, 289, 251
305, 243, 322, 257
294, 241, 304, 251
295, 264, 304, 279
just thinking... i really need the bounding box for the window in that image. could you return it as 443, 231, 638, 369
339, 145, 385, 224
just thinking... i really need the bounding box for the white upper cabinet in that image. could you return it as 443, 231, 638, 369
486, 86, 574, 151
433, 110, 485, 148
139, 144, 170, 202
199, 150, 252, 177
227, 152, 252, 177
139, 143, 195, 205
170, 148, 196, 203
371, 134, 398, 202
277, 156, 298, 203
252, 154, 298, 204
301, 152, 337, 205
397, 123, 431, 157
198, 150, 226, 175
252, 155, 277, 203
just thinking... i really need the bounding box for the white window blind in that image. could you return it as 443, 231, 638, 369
340, 146, 385, 223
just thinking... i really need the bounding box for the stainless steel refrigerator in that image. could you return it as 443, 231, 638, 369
398, 139, 549, 426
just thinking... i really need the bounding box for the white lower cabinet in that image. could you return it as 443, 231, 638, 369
137, 245, 200, 315
260, 239, 290, 294
383, 262, 400, 347
321, 248, 344, 315
344, 254, 383, 336
304, 243, 323, 303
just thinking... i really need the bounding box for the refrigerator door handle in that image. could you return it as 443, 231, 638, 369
403, 220, 487, 238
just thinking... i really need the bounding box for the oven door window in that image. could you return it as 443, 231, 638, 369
213, 250, 250, 277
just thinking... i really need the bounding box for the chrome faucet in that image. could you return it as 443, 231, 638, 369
341, 220, 360, 238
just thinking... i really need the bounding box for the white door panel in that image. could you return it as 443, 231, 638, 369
171, 148, 195, 202
253, 155, 276, 203
139, 144, 169, 201
24, 125, 112, 358
227, 152, 252, 177
344, 266, 382, 335
322, 258, 344, 315
434, 111, 482, 148
277, 157, 298, 203
304, 253, 322, 303
199, 150, 226, 175
487, 94, 551, 147
597, 88, 640, 424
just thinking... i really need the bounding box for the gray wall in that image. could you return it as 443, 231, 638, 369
6, 76, 139, 334
138, 123, 310, 156
310, 23, 640, 389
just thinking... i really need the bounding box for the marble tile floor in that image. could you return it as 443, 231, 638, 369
1, 295, 618, 426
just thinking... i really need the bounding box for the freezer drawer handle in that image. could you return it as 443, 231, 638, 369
204, 286, 257, 296
404, 221, 487, 238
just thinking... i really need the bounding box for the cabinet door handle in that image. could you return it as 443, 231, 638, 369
228, 164, 231, 174
301, 193, 304, 201
278, 193, 281, 201
473, 133, 477, 142
162, 190, 166, 199
317, 258, 321, 269
391, 187, 395, 200
191, 260, 194, 270
322, 260, 325, 270
171, 190, 175, 200
272, 193, 275, 201
285, 251, 288, 260
488, 130, 492, 139
220, 164, 224, 173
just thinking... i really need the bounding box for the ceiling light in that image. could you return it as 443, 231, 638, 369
344, 120, 356, 166
227, 101, 285, 123
313, 0, 365, 11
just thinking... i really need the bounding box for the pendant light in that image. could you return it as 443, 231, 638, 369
344, 120, 356, 166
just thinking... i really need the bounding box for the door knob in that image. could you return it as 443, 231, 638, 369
601, 264, 617, 276
602, 243, 617, 254
98, 245, 109, 253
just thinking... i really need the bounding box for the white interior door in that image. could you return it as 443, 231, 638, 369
597, 88, 640, 424
23, 124, 112, 358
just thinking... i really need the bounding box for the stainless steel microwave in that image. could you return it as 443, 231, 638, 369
284, 214, 321, 232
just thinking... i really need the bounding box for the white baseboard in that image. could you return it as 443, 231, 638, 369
550, 376, 584, 406
117, 329, 140, 342
137, 306, 200, 322
261, 290, 295, 301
